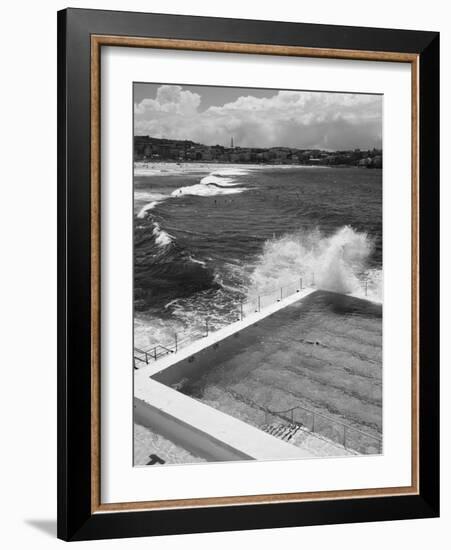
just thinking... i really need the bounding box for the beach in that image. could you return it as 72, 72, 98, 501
134, 161, 329, 177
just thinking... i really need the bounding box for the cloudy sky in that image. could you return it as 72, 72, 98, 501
134, 83, 382, 151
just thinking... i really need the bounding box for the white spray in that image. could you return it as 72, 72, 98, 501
247, 226, 382, 302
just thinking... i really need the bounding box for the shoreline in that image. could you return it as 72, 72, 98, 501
134, 161, 332, 177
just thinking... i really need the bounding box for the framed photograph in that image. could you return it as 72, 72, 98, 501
57, 8, 439, 541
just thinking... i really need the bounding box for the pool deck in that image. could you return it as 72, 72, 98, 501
135, 378, 316, 462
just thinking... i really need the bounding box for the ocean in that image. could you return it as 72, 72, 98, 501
133, 163, 382, 354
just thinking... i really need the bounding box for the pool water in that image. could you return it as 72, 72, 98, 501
178, 290, 382, 454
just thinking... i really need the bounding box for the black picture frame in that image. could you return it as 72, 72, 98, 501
57, 7, 439, 541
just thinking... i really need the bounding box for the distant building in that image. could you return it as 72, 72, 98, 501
133, 136, 382, 167
372, 155, 383, 168
358, 157, 372, 167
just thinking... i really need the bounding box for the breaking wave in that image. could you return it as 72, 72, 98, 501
247, 226, 382, 302
171, 168, 251, 198
136, 192, 169, 218
134, 225, 382, 351
134, 219, 219, 314
136, 168, 252, 211
171, 184, 246, 197
138, 201, 159, 218
152, 222, 173, 247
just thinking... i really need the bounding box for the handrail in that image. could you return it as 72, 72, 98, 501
133, 349, 149, 363
265, 403, 381, 445
157, 344, 175, 353
135, 274, 314, 363
134, 270, 374, 365
262, 401, 381, 453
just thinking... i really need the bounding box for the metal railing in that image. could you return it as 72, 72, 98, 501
134, 274, 315, 364
133, 272, 374, 367
262, 403, 382, 455
134, 345, 175, 364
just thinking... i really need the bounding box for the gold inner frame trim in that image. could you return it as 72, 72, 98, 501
90, 34, 420, 514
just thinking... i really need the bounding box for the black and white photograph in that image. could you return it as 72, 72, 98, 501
0, 0, 444, 546
133, 83, 383, 466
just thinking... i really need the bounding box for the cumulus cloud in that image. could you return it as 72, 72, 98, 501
134, 85, 201, 116
134, 85, 382, 150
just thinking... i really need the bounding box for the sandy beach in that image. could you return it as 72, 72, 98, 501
133, 161, 328, 177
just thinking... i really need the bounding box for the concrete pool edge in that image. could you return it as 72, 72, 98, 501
136, 287, 317, 379
134, 378, 315, 462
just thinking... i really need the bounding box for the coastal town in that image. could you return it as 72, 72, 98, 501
134, 135, 383, 168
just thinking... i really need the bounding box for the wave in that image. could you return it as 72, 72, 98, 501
136, 168, 254, 212
213, 168, 251, 176
134, 218, 219, 313
134, 315, 187, 351
188, 255, 207, 267
171, 184, 247, 197
134, 162, 254, 177
247, 226, 382, 302
171, 168, 251, 197
134, 224, 382, 350
152, 222, 173, 247
199, 175, 240, 188
135, 192, 169, 218
137, 201, 159, 218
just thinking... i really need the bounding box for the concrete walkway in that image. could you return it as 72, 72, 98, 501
134, 378, 316, 462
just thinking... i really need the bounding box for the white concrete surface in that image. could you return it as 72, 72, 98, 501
134, 378, 316, 461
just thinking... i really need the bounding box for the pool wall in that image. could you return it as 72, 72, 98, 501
152, 326, 249, 387
134, 378, 313, 461
141, 288, 316, 386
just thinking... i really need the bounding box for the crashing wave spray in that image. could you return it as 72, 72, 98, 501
247, 226, 382, 302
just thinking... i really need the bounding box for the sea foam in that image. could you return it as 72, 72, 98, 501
247, 226, 382, 302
